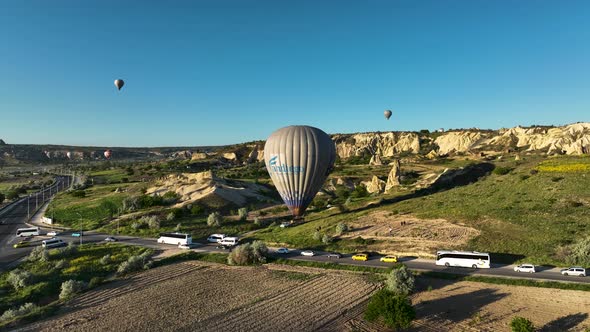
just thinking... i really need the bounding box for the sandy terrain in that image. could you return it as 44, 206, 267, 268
16, 262, 378, 332
407, 278, 590, 332
343, 211, 480, 257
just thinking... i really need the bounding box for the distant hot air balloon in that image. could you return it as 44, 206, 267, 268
384, 110, 392, 120
44, 150, 51, 158
66, 151, 72, 159
264, 125, 336, 218
104, 150, 112, 159
114, 79, 124, 91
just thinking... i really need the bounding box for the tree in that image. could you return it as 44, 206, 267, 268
510, 316, 535, 332
385, 265, 415, 296
238, 207, 248, 221
207, 212, 223, 227
322, 234, 333, 244
567, 236, 590, 266
6, 190, 19, 200
364, 289, 415, 329
227, 241, 268, 265
59, 280, 87, 300
336, 222, 349, 235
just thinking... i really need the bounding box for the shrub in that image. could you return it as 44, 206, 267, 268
6, 269, 32, 290
6, 190, 19, 200
57, 242, 78, 258
336, 222, 349, 235
493, 167, 512, 175
313, 231, 322, 241
70, 190, 86, 198
117, 251, 152, 275
175, 223, 182, 232
322, 234, 333, 244
162, 191, 180, 204
385, 265, 415, 296
54, 259, 68, 269
510, 316, 535, 332
27, 246, 49, 262
253, 217, 262, 226
0, 303, 39, 323
207, 212, 223, 227
88, 277, 104, 289
59, 279, 87, 301
131, 221, 143, 230
141, 215, 160, 230
364, 290, 415, 329
100, 254, 112, 265
566, 236, 590, 266
227, 241, 268, 265
0, 193, 4, 204
190, 205, 204, 215
238, 207, 248, 221
122, 196, 140, 212
166, 212, 176, 221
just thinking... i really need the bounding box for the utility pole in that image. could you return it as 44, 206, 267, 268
27, 195, 30, 220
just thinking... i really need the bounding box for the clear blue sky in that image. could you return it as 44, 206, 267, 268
1, 1, 589, 147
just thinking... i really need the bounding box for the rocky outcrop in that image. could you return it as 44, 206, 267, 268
434, 131, 486, 155
362, 176, 386, 194
191, 152, 209, 160
333, 132, 420, 159
385, 159, 401, 191
222, 152, 237, 161
171, 150, 192, 159
369, 154, 383, 166
146, 171, 273, 207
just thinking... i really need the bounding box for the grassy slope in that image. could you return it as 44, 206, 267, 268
251, 155, 590, 265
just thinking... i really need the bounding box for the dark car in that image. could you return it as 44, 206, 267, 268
326, 253, 341, 259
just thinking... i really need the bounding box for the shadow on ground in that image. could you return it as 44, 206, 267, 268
539, 313, 589, 332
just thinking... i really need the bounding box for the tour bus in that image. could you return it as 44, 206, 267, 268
16, 227, 40, 237
42, 238, 65, 248
435, 250, 491, 269
157, 232, 192, 246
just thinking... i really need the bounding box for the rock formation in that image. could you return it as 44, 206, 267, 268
385, 159, 401, 191
369, 154, 383, 166
363, 176, 386, 194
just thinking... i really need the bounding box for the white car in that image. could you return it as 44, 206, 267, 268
514, 264, 535, 273
276, 247, 289, 254
104, 237, 118, 242
279, 222, 291, 228
561, 267, 586, 277
207, 234, 226, 243
46, 231, 58, 236
300, 250, 315, 257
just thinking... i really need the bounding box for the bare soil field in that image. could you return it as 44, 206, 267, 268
407, 278, 590, 332
343, 211, 480, 257
15, 262, 378, 332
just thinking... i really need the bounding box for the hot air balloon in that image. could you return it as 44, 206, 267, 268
114, 79, 124, 91
264, 125, 336, 219
66, 151, 72, 159
104, 150, 112, 159
384, 110, 392, 120
44, 151, 51, 158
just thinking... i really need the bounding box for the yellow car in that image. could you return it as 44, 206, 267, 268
380, 255, 398, 263
13, 241, 30, 248
352, 253, 369, 261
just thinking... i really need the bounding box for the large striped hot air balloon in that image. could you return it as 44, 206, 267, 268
264, 125, 336, 218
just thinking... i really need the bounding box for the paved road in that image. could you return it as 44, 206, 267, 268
0, 176, 70, 270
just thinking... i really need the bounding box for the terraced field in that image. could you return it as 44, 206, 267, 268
17, 262, 378, 332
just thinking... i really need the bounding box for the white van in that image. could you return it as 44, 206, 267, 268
219, 237, 239, 247
207, 234, 226, 243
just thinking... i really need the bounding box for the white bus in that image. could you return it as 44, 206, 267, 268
436, 250, 491, 269
42, 238, 65, 248
16, 227, 40, 237
157, 232, 192, 246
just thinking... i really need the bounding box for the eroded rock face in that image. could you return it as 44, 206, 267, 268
434, 131, 486, 155
363, 176, 386, 194
191, 152, 209, 160
333, 132, 421, 159
146, 171, 271, 207
369, 154, 383, 166
385, 159, 401, 191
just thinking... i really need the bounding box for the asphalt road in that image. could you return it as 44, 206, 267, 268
0, 176, 70, 270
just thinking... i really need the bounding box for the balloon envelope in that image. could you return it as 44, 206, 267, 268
114, 79, 124, 90
104, 150, 112, 159
264, 125, 336, 217
384, 110, 392, 120
66, 152, 72, 159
